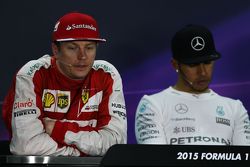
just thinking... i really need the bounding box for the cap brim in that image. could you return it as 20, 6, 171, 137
179, 52, 221, 64
56, 38, 106, 42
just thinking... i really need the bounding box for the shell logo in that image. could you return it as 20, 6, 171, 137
43, 92, 55, 108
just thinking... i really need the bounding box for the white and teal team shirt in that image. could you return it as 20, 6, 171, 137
135, 87, 250, 145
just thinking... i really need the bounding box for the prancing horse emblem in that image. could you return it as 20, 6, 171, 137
82, 89, 89, 104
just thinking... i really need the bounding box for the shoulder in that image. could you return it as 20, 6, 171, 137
138, 88, 170, 109
17, 55, 52, 77
212, 91, 246, 111
214, 91, 243, 105
92, 60, 121, 78
142, 88, 170, 102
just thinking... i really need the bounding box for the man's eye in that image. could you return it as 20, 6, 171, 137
86, 46, 95, 50
188, 63, 199, 67
68, 46, 76, 50
204, 61, 212, 64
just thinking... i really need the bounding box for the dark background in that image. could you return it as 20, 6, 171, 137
1, 0, 250, 144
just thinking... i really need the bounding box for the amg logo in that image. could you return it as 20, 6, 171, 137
216, 117, 230, 126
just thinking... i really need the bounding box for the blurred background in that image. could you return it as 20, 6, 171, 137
1, 0, 250, 144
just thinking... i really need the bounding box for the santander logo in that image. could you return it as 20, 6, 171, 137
66, 24, 96, 31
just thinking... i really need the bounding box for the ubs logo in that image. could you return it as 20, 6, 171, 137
191, 36, 205, 51
175, 103, 188, 114
173, 126, 195, 134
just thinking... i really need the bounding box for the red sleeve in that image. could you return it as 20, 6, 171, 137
50, 121, 96, 156
51, 121, 99, 145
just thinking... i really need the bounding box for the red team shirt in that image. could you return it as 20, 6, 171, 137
3, 55, 127, 156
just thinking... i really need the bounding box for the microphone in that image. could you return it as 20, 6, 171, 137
178, 68, 193, 85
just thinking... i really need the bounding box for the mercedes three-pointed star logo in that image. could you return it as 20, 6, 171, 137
175, 103, 188, 114
191, 36, 205, 51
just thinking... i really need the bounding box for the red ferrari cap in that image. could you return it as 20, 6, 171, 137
52, 12, 106, 42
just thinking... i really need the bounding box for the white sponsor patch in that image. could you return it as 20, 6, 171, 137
42, 89, 70, 113
80, 91, 103, 113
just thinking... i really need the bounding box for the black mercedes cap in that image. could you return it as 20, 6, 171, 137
171, 24, 221, 64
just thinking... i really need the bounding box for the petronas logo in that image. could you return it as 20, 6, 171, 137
43, 92, 55, 108
82, 89, 89, 104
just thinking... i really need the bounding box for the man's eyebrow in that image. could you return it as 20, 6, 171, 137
68, 42, 78, 46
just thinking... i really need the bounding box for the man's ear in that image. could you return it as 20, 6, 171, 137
171, 58, 179, 72
51, 43, 59, 58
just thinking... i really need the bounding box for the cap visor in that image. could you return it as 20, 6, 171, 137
180, 52, 221, 64
56, 38, 106, 42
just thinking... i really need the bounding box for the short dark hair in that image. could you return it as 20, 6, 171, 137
53, 41, 61, 48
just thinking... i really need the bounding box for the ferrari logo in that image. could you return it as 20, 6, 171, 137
82, 89, 89, 104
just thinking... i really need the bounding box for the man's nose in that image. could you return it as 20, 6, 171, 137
78, 48, 87, 60
198, 64, 206, 75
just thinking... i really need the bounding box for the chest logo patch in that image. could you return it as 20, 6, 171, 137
43, 92, 55, 108
175, 103, 188, 114
42, 89, 70, 113
79, 90, 103, 115
216, 106, 225, 116
82, 89, 89, 104
57, 93, 69, 109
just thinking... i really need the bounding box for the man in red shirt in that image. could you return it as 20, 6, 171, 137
2, 12, 127, 156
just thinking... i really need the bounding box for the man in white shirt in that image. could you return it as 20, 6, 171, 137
135, 24, 250, 145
